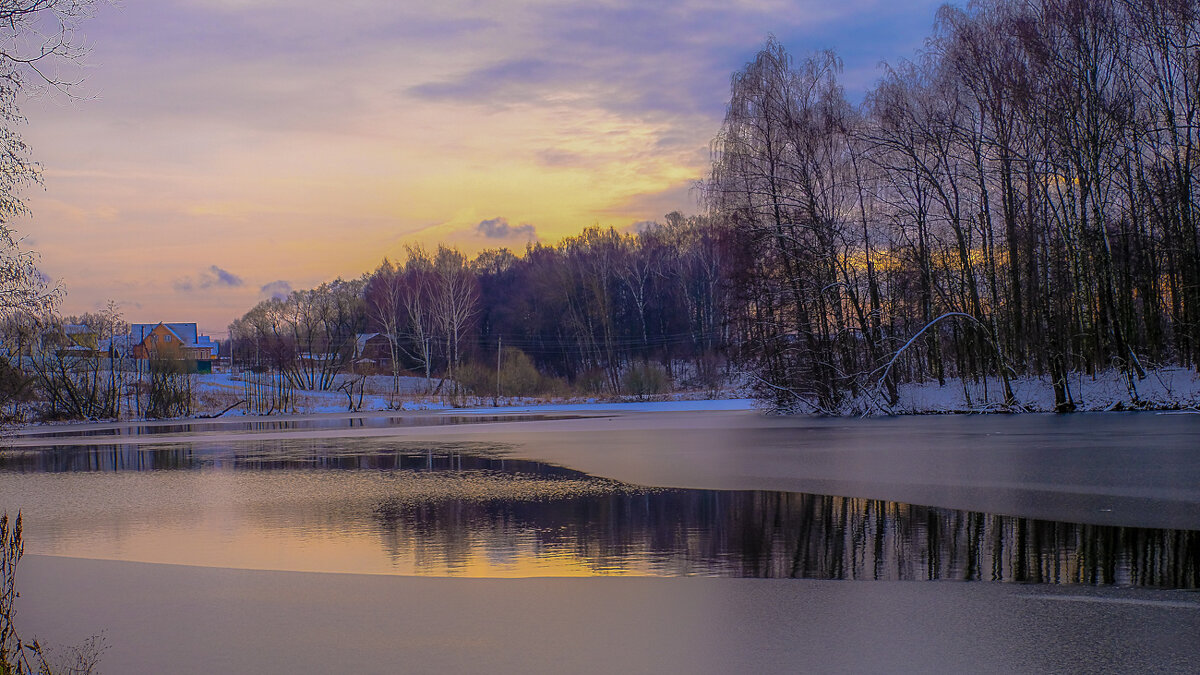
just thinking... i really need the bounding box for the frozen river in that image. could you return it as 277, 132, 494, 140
3, 406, 1199, 672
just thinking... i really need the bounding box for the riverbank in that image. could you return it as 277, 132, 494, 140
173, 365, 1200, 415
884, 367, 1200, 414
10, 364, 1199, 433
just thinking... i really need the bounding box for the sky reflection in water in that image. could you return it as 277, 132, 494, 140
0, 439, 1196, 586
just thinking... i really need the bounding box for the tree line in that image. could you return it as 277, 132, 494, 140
228, 214, 732, 402
709, 0, 1200, 412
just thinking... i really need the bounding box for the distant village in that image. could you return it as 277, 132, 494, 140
0, 312, 424, 422
5, 320, 401, 377
34, 321, 221, 373
0, 320, 230, 421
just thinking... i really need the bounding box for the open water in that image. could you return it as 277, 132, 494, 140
2, 422, 1196, 585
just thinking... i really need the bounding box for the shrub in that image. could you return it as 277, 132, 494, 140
621, 361, 670, 400
453, 361, 491, 398
457, 355, 677, 401
2, 512, 107, 675
0, 359, 34, 422
146, 350, 192, 419
458, 348, 559, 399
497, 348, 541, 397
574, 369, 610, 396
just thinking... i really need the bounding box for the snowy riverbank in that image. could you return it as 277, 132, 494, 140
887, 367, 1200, 414
9, 366, 1199, 433
192, 366, 1200, 418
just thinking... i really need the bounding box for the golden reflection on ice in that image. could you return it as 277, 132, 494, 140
4, 468, 667, 578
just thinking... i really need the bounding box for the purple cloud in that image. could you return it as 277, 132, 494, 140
260, 280, 292, 300
207, 265, 244, 287
477, 217, 537, 240
174, 265, 244, 292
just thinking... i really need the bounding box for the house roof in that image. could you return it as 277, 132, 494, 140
355, 332, 391, 358
131, 322, 198, 345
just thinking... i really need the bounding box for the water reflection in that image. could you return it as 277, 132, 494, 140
14, 413, 588, 439
0, 439, 539, 473
1, 441, 1196, 586
366, 489, 1199, 586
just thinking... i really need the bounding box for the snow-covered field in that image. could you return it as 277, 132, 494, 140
192, 372, 439, 414
40, 365, 1200, 424
190, 371, 750, 417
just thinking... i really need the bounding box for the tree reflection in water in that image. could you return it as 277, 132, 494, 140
371, 491, 1199, 587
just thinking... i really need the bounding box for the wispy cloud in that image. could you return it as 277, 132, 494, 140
409, 59, 575, 104
476, 216, 537, 240
174, 265, 245, 292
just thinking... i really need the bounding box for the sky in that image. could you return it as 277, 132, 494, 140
17, 0, 946, 338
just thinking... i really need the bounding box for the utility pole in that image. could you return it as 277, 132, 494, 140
495, 335, 501, 406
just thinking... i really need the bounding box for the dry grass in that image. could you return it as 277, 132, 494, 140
193, 384, 244, 415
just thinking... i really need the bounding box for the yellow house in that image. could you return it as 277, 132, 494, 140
130, 322, 217, 372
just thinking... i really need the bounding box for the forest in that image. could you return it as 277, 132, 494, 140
227, 0, 1200, 413
227, 215, 730, 404
708, 0, 1200, 412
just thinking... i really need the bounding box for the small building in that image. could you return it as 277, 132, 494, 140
64, 324, 99, 351
46, 324, 102, 358
130, 322, 218, 373
352, 333, 393, 373
36, 324, 100, 358
354, 333, 392, 361
100, 334, 136, 359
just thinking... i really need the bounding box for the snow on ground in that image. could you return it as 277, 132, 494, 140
189, 371, 750, 417
190, 372, 450, 415
448, 398, 757, 414
61, 366, 1200, 422
891, 367, 1200, 414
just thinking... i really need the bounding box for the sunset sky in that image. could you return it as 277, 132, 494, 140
19, 0, 944, 337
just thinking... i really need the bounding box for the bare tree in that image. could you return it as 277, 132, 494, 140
398, 246, 438, 391
365, 258, 406, 397
432, 246, 478, 402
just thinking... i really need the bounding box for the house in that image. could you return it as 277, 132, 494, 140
64, 324, 99, 350
50, 324, 102, 358
130, 322, 218, 373
352, 333, 393, 373
195, 335, 219, 359
35, 323, 100, 358
354, 333, 392, 361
